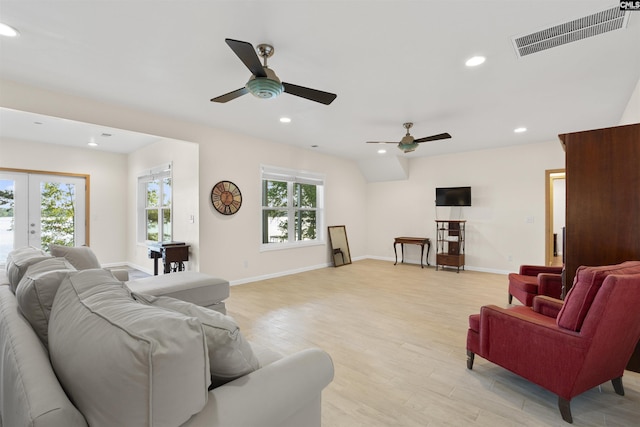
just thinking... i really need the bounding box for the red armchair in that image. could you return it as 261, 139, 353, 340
467, 261, 640, 423
508, 264, 563, 306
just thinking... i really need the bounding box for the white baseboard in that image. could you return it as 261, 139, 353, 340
230, 262, 330, 286
102, 256, 509, 287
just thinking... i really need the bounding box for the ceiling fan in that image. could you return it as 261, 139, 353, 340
366, 122, 451, 153
211, 39, 337, 105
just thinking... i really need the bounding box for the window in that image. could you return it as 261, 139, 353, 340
138, 163, 172, 243
261, 165, 324, 248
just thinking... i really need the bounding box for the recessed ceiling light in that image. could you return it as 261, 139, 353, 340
465, 56, 486, 67
279, 117, 291, 123
311, 144, 318, 148
88, 138, 98, 147
377, 149, 386, 154
514, 127, 527, 133
0, 23, 19, 37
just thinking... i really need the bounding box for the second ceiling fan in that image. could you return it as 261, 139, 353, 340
367, 122, 452, 153
211, 39, 337, 105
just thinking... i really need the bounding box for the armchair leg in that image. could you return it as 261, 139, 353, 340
558, 397, 573, 423
508, 293, 513, 304
612, 377, 625, 396
466, 350, 475, 370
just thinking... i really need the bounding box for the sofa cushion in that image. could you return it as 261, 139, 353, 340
557, 261, 640, 331
5, 246, 52, 292
134, 292, 260, 388
49, 269, 209, 427
49, 244, 101, 270
15, 257, 76, 347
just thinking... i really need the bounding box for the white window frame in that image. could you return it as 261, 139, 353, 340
137, 163, 172, 244
260, 165, 324, 251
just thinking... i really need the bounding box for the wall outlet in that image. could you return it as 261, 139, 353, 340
243, 260, 248, 269
508, 255, 513, 262
526, 216, 534, 223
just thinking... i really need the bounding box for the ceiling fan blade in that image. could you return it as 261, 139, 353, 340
211, 87, 249, 103
414, 133, 452, 143
225, 39, 267, 78
366, 141, 400, 144
282, 82, 337, 105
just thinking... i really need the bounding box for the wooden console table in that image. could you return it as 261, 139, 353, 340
394, 237, 431, 268
148, 241, 190, 275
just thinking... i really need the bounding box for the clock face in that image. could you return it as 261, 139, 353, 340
211, 181, 242, 215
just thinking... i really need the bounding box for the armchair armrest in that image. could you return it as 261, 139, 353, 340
478, 305, 588, 391
533, 295, 564, 318
537, 273, 563, 299
182, 348, 334, 427
519, 265, 563, 276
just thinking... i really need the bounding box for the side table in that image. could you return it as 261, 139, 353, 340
394, 237, 431, 268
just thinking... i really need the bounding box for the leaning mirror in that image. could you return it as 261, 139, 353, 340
328, 225, 352, 267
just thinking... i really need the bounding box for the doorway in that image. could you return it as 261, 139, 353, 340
545, 169, 565, 266
0, 169, 89, 264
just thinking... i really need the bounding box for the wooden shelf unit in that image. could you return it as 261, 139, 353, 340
435, 220, 466, 273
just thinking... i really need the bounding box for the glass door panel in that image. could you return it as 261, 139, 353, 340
29, 175, 86, 252
0, 171, 86, 267
0, 173, 28, 263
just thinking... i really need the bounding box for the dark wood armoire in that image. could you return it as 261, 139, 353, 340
559, 122, 640, 372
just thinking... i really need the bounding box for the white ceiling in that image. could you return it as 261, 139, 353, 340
1, 1, 639, 160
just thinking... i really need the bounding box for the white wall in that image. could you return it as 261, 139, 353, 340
366, 141, 566, 273
620, 77, 640, 125
0, 137, 128, 264
2, 76, 637, 279
0, 80, 368, 283
196, 132, 368, 282
127, 139, 200, 273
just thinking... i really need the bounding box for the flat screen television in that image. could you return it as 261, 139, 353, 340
435, 186, 471, 206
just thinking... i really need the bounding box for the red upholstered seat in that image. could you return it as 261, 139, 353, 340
467, 261, 640, 423
508, 264, 563, 306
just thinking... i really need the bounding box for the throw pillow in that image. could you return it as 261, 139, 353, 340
49, 269, 209, 427
557, 261, 640, 331
134, 292, 260, 388
15, 257, 76, 347
49, 244, 101, 270
5, 246, 52, 292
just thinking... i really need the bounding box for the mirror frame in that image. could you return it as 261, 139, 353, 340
327, 225, 352, 267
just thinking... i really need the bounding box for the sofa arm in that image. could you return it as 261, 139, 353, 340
537, 273, 563, 299
182, 348, 334, 427
532, 295, 564, 318
519, 265, 564, 276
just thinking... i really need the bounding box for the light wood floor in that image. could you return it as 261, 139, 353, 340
226, 259, 640, 427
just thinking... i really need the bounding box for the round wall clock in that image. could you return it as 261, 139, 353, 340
211, 180, 242, 215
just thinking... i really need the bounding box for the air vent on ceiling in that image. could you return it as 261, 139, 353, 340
512, 7, 629, 58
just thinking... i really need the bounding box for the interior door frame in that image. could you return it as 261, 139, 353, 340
545, 168, 565, 266
0, 167, 91, 246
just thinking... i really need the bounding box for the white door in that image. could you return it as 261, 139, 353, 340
0, 172, 86, 264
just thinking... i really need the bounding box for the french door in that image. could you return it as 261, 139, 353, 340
0, 171, 87, 264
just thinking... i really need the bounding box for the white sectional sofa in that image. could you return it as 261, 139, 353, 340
0, 247, 334, 427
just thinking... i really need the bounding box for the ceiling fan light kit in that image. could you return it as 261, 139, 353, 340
246, 77, 283, 99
